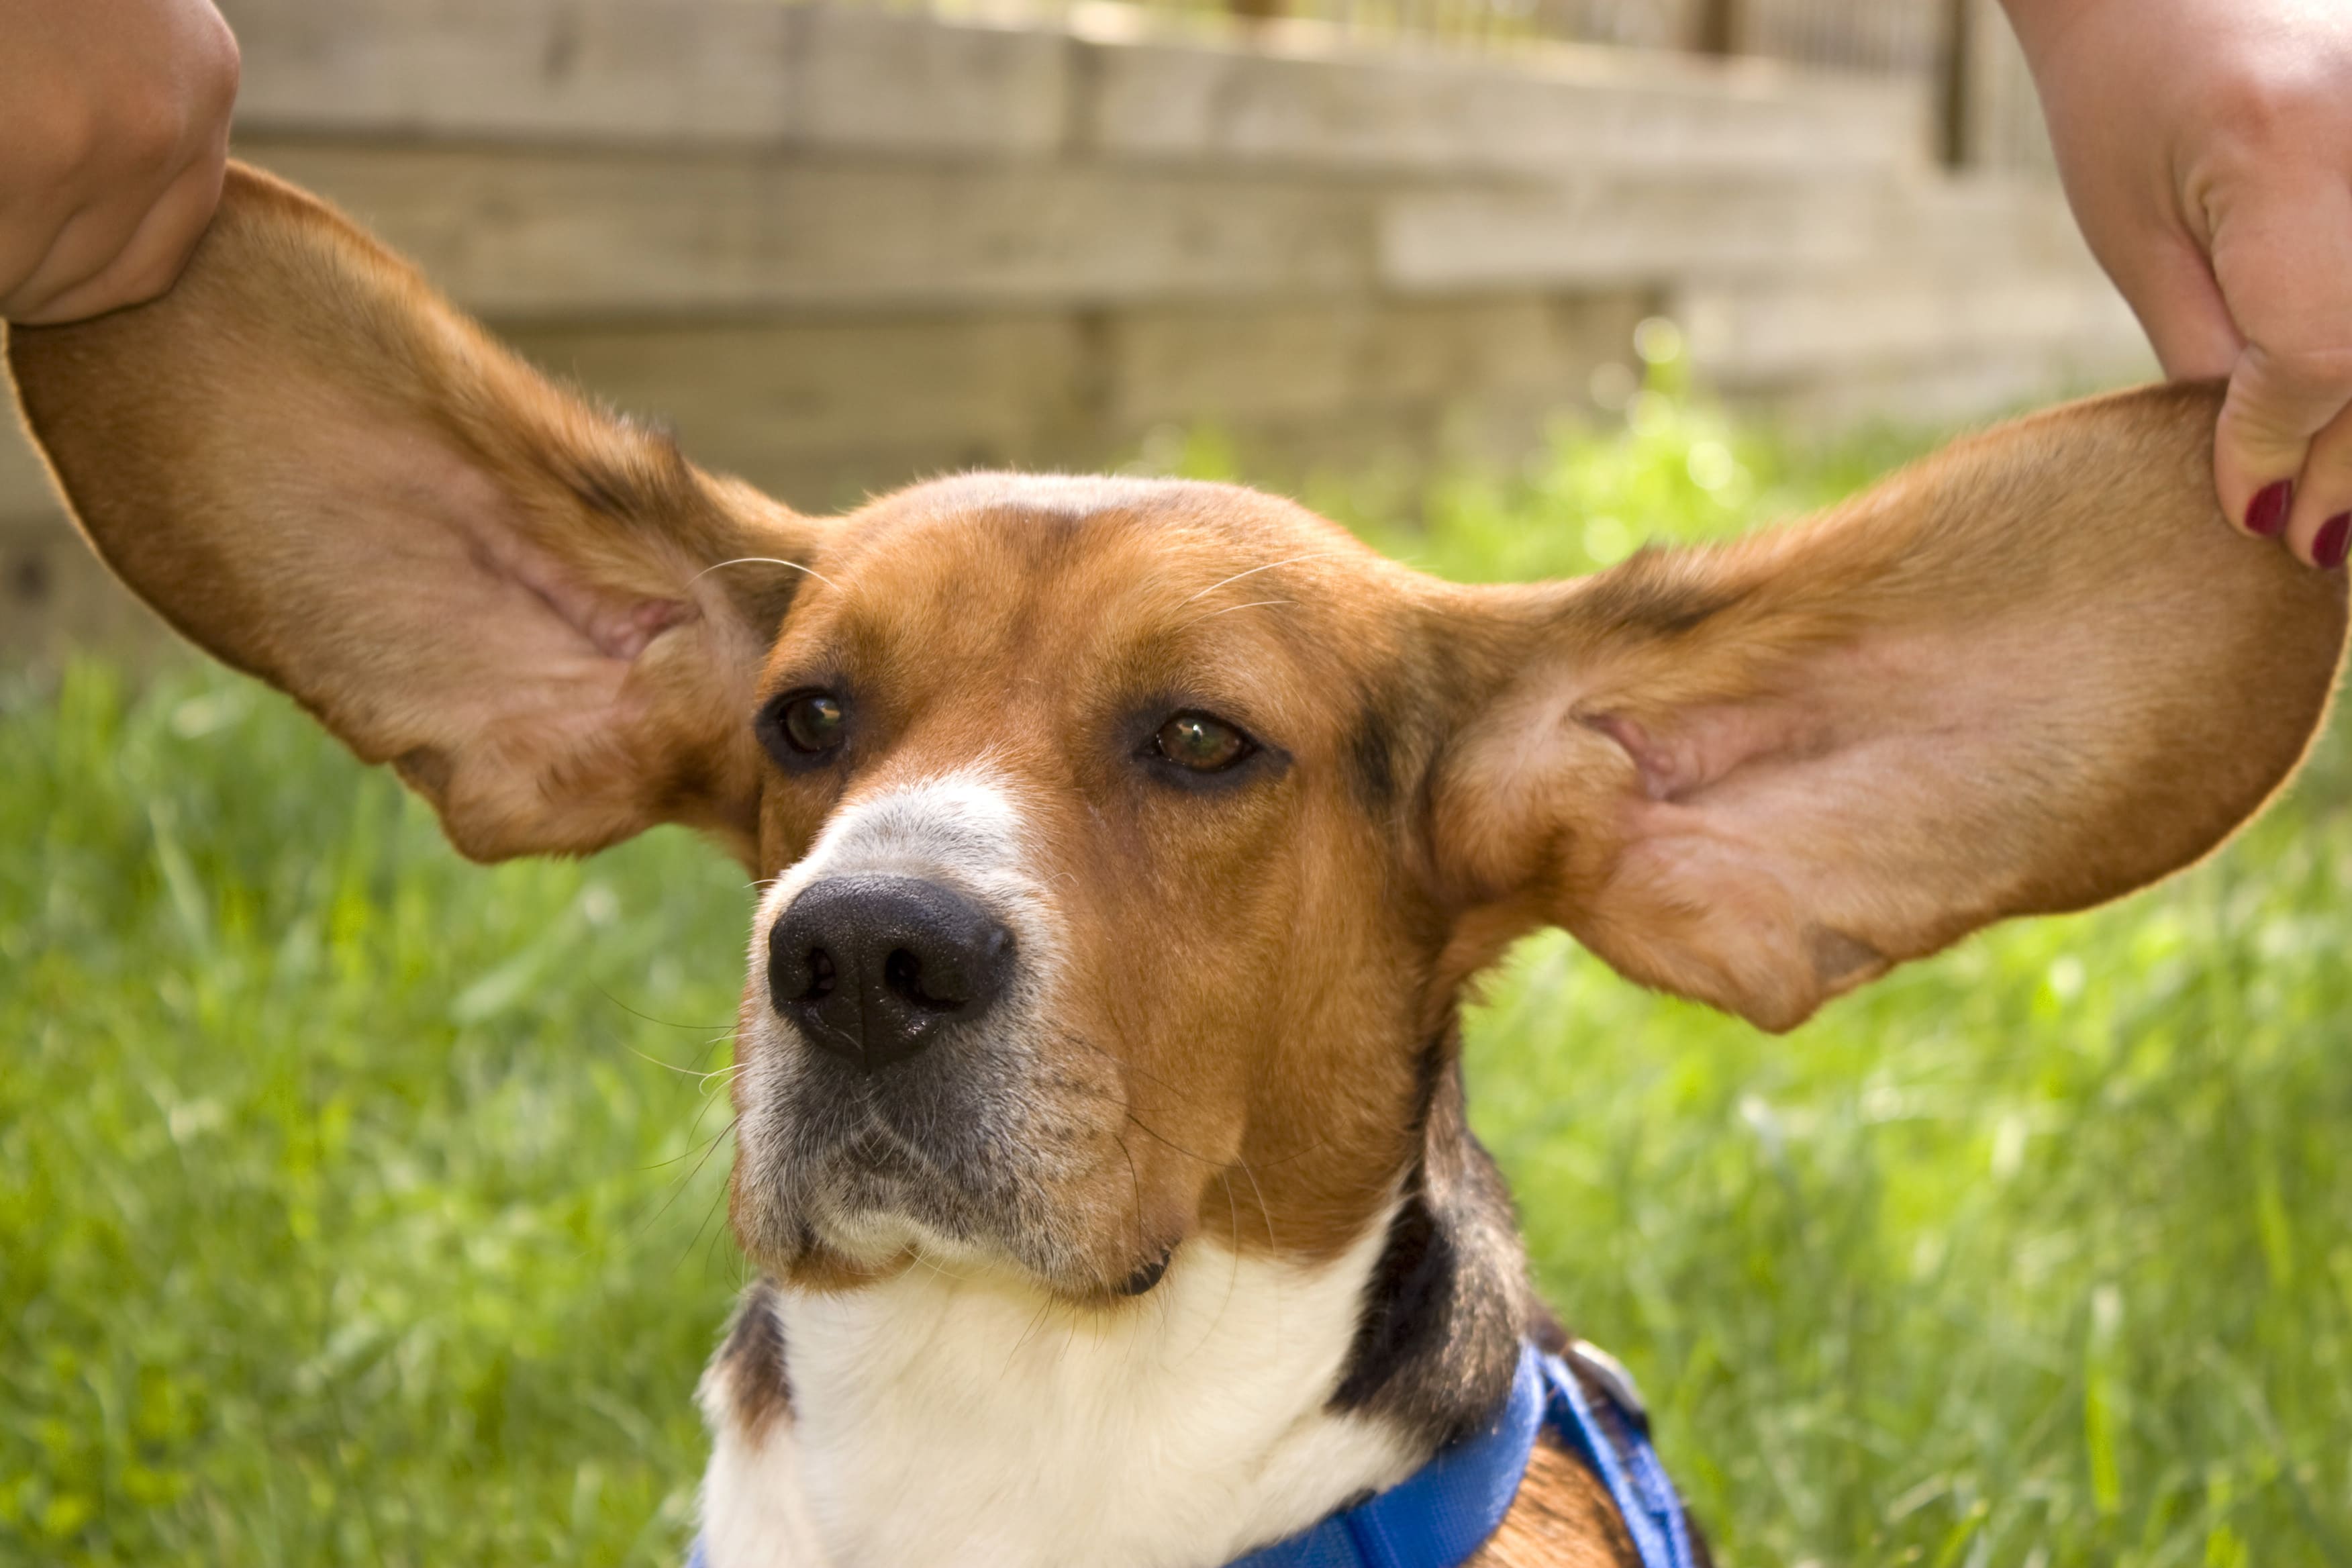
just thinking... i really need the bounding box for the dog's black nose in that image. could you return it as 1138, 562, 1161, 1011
767, 875, 1014, 1071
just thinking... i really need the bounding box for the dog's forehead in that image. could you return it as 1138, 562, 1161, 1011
839, 471, 1363, 573
775, 473, 1399, 670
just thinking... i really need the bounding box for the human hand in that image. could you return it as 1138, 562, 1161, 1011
2004, 0, 2352, 569
1, 0, 238, 324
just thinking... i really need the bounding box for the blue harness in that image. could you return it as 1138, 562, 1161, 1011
686, 1338, 1696, 1568
1228, 1340, 1696, 1568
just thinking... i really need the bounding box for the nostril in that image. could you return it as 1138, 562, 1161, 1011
884, 947, 966, 1012
800, 946, 837, 1002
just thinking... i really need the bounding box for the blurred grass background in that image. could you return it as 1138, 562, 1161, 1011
4, 382, 2349, 1568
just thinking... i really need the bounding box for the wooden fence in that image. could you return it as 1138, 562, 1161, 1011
892, 0, 2053, 168
3, 0, 2116, 665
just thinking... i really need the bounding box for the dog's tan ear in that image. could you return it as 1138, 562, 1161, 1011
7, 163, 820, 867
1431, 385, 2348, 1032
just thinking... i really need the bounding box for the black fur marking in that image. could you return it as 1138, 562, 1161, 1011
1345, 641, 1471, 822
1118, 1250, 1172, 1296
1329, 1025, 1532, 1449
564, 462, 635, 522
1348, 701, 1401, 812
715, 1277, 792, 1438
1330, 1176, 1453, 1410
1574, 548, 1751, 640
1326, 1037, 1716, 1561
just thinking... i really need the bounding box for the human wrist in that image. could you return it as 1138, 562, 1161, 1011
1995, 0, 2116, 71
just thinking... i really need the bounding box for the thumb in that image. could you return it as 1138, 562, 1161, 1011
2206, 177, 2352, 538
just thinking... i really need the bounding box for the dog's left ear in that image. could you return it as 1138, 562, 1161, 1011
1430, 385, 2348, 1031
8, 164, 822, 869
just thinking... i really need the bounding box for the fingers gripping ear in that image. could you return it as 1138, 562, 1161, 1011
1434, 385, 2348, 1031
7, 164, 821, 865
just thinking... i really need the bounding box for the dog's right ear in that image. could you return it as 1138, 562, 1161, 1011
7, 163, 822, 867
1427, 385, 2347, 1032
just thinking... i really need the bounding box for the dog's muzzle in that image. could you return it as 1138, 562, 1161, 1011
766, 874, 1015, 1071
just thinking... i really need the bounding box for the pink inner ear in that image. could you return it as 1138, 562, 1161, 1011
599, 596, 692, 660
1567, 698, 1905, 1031
454, 496, 690, 661
1583, 702, 1832, 804
1561, 626, 2042, 1029
1585, 714, 1689, 800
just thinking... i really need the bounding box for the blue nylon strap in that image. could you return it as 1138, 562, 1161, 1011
1224, 1343, 1549, 1568
683, 1340, 1695, 1568
1538, 1349, 1700, 1568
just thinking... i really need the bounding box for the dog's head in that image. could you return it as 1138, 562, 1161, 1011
13, 167, 2345, 1302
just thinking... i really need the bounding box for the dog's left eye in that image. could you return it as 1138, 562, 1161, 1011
758, 689, 848, 767
1153, 712, 1255, 773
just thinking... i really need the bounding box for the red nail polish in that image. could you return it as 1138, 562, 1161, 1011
2246, 479, 2294, 537
2314, 513, 2350, 571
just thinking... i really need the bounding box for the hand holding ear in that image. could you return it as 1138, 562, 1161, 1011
2004, 0, 2352, 570
0, 0, 238, 324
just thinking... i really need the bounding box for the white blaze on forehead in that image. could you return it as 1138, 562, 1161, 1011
756, 768, 1041, 933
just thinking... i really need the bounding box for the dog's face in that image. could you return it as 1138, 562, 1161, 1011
726, 476, 1456, 1296
10, 166, 2347, 1308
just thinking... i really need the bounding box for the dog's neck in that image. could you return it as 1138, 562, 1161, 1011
702, 1220, 1416, 1568
699, 1056, 1535, 1568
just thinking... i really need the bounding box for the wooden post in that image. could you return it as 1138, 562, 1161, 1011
1694, 0, 1745, 56
1938, 0, 1975, 166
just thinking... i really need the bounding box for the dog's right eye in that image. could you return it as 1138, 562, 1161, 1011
758, 689, 848, 767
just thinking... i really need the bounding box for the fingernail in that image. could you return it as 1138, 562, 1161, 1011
2314, 513, 2350, 571
2246, 479, 2294, 537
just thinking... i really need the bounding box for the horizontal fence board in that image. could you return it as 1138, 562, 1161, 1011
224, 0, 1073, 155
242, 144, 1983, 318
242, 140, 1380, 315
505, 311, 1098, 505
1076, 27, 1928, 173
1680, 266, 2145, 383
224, 0, 1929, 178
499, 289, 1647, 509
1379, 174, 1889, 289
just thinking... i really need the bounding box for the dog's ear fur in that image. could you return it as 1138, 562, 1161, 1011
1432, 385, 2348, 1031
7, 163, 820, 867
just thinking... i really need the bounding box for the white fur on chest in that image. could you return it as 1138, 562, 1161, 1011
697, 1220, 1415, 1568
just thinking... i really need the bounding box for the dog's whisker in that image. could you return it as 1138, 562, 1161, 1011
595, 985, 734, 1033
692, 555, 842, 593
1177, 597, 1298, 632
1178, 549, 1346, 603
682, 1144, 743, 1270
628, 1043, 746, 1093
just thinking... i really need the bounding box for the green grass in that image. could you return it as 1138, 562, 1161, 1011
5, 390, 2349, 1568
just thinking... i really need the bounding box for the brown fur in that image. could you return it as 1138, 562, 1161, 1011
11, 164, 2346, 1563
1471, 1441, 1640, 1567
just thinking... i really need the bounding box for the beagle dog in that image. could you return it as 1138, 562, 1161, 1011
9, 166, 2345, 1568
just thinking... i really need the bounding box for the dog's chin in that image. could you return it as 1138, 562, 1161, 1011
734, 1130, 1171, 1304
753, 1198, 1156, 1304
730, 1015, 1179, 1299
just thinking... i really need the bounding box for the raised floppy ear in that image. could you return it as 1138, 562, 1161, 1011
7, 163, 821, 867
1430, 385, 2348, 1032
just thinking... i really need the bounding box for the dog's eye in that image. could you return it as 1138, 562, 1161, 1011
1154, 712, 1254, 773
759, 689, 848, 765
781, 693, 846, 752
